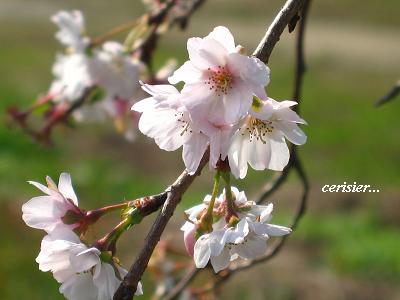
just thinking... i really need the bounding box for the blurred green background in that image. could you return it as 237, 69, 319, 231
0, 0, 399, 299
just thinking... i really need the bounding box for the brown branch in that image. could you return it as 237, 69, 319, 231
256, 168, 291, 204
375, 80, 400, 107
253, 0, 306, 63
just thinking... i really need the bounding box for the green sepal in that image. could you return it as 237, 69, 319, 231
252, 95, 263, 112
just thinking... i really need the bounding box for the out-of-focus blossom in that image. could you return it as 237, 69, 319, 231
51, 10, 89, 52
49, 53, 95, 104
71, 41, 144, 140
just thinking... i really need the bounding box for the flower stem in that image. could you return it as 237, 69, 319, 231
199, 171, 221, 233
221, 171, 238, 222
85, 202, 128, 224
206, 171, 221, 217
95, 207, 143, 254
90, 19, 140, 48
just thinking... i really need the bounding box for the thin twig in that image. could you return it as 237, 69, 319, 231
90, 20, 141, 48
90, 0, 176, 48
256, 168, 291, 204
375, 80, 400, 107
162, 266, 200, 300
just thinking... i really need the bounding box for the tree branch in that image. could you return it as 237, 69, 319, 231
253, 0, 306, 63
161, 266, 200, 300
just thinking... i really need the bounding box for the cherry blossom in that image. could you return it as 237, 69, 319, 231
181, 187, 291, 272
228, 97, 307, 178
51, 10, 89, 53
132, 83, 209, 174
49, 53, 95, 104
169, 26, 269, 126
22, 173, 84, 233
72, 42, 143, 140
36, 228, 143, 300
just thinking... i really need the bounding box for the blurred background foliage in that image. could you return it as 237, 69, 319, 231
0, 0, 399, 299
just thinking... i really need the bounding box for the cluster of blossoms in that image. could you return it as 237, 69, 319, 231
181, 187, 291, 272
46, 10, 145, 140
133, 26, 307, 178
133, 26, 306, 271
21, 21, 308, 298
22, 173, 143, 299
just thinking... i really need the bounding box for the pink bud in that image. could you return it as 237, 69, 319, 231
183, 224, 196, 257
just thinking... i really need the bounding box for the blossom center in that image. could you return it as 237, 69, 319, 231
206, 66, 233, 96
242, 117, 274, 144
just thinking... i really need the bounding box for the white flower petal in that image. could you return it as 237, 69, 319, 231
275, 106, 306, 124
28, 180, 51, 195
227, 53, 269, 87
275, 121, 307, 145
182, 132, 209, 174
60, 273, 98, 300
193, 234, 211, 268
210, 247, 231, 273
189, 37, 228, 69
268, 134, 290, 171
168, 61, 202, 84
58, 173, 78, 205
131, 97, 158, 112
206, 26, 236, 53
234, 235, 267, 259
71, 247, 100, 273
22, 196, 67, 232
93, 263, 121, 300
248, 138, 272, 171
259, 203, 274, 223
138, 108, 183, 151
228, 130, 250, 179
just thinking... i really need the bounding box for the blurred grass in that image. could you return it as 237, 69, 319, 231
0, 0, 400, 299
